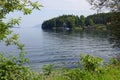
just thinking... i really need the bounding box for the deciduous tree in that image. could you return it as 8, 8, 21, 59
0, 0, 42, 79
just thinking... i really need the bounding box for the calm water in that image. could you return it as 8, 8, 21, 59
0, 27, 120, 69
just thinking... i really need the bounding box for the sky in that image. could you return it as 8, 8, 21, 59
7, 0, 97, 27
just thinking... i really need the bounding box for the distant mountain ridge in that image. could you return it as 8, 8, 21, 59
33, 24, 41, 28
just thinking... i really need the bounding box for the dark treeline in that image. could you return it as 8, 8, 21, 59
42, 12, 113, 31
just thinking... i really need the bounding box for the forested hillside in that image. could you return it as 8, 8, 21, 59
42, 12, 113, 31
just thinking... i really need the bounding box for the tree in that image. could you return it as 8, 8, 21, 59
107, 12, 120, 47
66, 17, 75, 30
42, 15, 77, 31
80, 15, 85, 29
0, 0, 42, 40
0, 0, 42, 79
87, 0, 120, 12
89, 18, 94, 26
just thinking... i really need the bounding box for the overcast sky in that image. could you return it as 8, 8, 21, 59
7, 0, 97, 27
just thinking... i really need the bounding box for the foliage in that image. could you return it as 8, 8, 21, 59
42, 15, 77, 30
87, 0, 120, 12
86, 12, 112, 25
38, 54, 120, 80
0, 53, 45, 80
42, 13, 113, 31
107, 12, 120, 47
0, 0, 42, 79
0, 53, 28, 80
0, 0, 42, 41
79, 54, 103, 72
80, 15, 85, 28
1, 52, 120, 80
42, 64, 54, 75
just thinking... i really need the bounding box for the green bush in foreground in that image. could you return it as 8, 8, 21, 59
0, 53, 120, 80
43, 55, 120, 80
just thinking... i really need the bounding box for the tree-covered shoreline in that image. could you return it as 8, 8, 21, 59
42, 12, 113, 31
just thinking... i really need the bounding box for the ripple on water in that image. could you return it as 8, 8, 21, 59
0, 28, 120, 69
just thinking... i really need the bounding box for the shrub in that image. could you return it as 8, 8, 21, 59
42, 64, 54, 75
79, 54, 103, 72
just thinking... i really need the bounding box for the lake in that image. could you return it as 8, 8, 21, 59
0, 27, 120, 69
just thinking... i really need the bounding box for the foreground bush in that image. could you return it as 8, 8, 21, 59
0, 54, 120, 80
43, 54, 120, 80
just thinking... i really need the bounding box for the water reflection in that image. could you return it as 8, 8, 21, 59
0, 27, 120, 69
